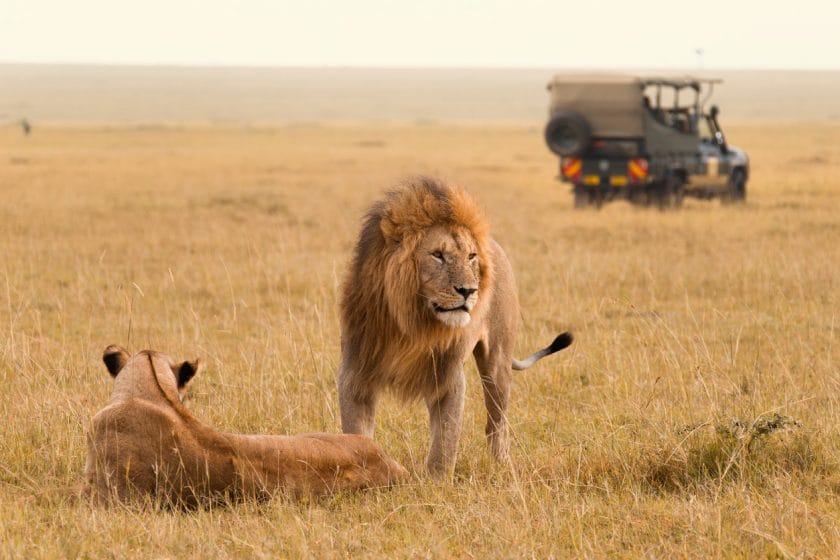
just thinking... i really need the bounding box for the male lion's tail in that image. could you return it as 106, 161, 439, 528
512, 332, 573, 371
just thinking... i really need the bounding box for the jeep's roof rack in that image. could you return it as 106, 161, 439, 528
639, 77, 724, 110
547, 74, 723, 92
640, 77, 723, 91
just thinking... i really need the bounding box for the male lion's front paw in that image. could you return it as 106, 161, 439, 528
425, 455, 456, 481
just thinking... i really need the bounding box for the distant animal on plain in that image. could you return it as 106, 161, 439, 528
84, 345, 406, 508
338, 176, 573, 478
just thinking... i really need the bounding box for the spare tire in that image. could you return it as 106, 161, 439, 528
544, 110, 591, 157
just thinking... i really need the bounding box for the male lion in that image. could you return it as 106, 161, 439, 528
85, 345, 406, 507
338, 177, 572, 477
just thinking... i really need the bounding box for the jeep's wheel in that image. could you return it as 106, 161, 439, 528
653, 175, 684, 210
545, 111, 591, 157
672, 177, 685, 208
573, 186, 591, 209
724, 169, 747, 204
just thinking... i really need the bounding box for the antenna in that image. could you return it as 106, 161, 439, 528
694, 48, 705, 70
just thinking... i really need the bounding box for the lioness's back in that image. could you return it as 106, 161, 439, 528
86, 400, 227, 506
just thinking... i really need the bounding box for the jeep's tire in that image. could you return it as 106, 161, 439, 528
653, 175, 684, 210
671, 175, 685, 208
545, 111, 591, 157
724, 168, 747, 203
573, 186, 591, 209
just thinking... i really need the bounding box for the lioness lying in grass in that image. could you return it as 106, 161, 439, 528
84, 345, 407, 507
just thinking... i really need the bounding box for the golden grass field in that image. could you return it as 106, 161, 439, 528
1, 116, 839, 557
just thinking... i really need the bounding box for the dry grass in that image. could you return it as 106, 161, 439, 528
1, 120, 839, 558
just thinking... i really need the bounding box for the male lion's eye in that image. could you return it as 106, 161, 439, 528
432, 251, 445, 263
468, 253, 477, 261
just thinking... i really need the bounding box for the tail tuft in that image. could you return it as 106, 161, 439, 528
512, 331, 574, 371
549, 332, 573, 353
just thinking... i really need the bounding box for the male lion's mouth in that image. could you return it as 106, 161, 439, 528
433, 303, 469, 314
431, 302, 472, 328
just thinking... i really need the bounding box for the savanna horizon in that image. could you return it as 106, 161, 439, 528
4, 64, 840, 125
1, 117, 839, 557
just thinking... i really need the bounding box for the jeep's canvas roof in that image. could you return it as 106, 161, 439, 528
547, 74, 645, 137
546, 74, 724, 137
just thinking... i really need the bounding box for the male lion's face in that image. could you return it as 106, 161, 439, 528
417, 226, 480, 328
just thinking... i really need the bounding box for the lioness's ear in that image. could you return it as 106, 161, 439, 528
174, 359, 202, 389
103, 345, 130, 377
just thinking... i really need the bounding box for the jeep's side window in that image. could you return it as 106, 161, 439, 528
643, 95, 665, 124
672, 110, 692, 133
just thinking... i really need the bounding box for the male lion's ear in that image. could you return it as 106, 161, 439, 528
174, 359, 202, 389
379, 217, 400, 245
102, 345, 130, 377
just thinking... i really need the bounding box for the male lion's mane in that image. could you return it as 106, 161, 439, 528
340, 176, 493, 400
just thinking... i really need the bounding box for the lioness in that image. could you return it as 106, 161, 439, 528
338, 177, 572, 477
85, 345, 406, 507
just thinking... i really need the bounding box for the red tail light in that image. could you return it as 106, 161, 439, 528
628, 158, 648, 183
561, 157, 582, 182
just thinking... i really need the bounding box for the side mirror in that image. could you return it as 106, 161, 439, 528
714, 131, 729, 154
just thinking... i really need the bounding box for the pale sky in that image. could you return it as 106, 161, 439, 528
1, 0, 838, 69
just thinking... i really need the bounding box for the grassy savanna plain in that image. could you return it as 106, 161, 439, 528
1, 117, 840, 558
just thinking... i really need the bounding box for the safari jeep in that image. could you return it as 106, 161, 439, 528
544, 74, 749, 208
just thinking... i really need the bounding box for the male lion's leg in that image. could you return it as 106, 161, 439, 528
425, 371, 466, 478
474, 341, 512, 463
338, 364, 377, 437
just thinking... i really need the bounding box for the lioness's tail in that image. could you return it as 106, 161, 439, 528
512, 332, 573, 371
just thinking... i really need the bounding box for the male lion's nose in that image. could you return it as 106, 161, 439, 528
455, 286, 477, 298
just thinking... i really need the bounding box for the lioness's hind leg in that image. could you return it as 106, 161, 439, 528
474, 340, 512, 463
